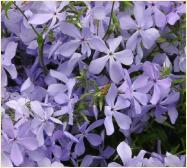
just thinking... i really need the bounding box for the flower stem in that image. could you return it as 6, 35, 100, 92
12, 2, 47, 74
103, 1, 115, 40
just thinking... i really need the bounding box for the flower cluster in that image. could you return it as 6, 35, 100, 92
1, 1, 186, 167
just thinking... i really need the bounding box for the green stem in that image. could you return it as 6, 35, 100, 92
37, 36, 48, 74
103, 1, 115, 40
12, 2, 47, 74
12, 2, 39, 36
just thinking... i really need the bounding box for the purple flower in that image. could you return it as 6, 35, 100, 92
30, 100, 62, 146
154, 91, 180, 124
120, 2, 160, 62
28, 2, 68, 28
74, 120, 103, 156
2, 117, 38, 166
164, 152, 185, 166
142, 61, 171, 105
108, 141, 146, 166
119, 69, 149, 115
89, 36, 134, 83
145, 2, 168, 28
2, 39, 18, 87
5, 97, 31, 127
59, 22, 107, 57
104, 84, 131, 135
49, 70, 78, 125
166, 2, 186, 25
81, 2, 109, 38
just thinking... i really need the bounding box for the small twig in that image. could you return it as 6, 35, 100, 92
12, 2, 47, 74
103, 1, 115, 40
12, 2, 39, 36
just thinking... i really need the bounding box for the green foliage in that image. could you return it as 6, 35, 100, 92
119, 1, 133, 11
2, 1, 13, 19
160, 67, 171, 77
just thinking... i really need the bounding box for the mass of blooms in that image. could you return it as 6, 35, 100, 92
1, 1, 186, 167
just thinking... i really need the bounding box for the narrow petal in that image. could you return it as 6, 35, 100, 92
59, 40, 81, 57
141, 28, 160, 49
104, 116, 114, 136
133, 92, 148, 105
115, 49, 134, 65
117, 141, 132, 165
167, 12, 180, 25
120, 16, 137, 30
10, 142, 23, 166
134, 2, 145, 26
126, 31, 139, 51
109, 58, 123, 83
75, 137, 85, 156
154, 8, 166, 28
150, 84, 161, 105
106, 83, 117, 107
86, 133, 102, 146
86, 119, 104, 132
60, 22, 82, 39
114, 96, 130, 110
29, 14, 53, 25
168, 106, 178, 124
3, 41, 17, 66
88, 37, 108, 53
107, 36, 122, 53
89, 55, 109, 74
113, 111, 132, 130
132, 75, 149, 90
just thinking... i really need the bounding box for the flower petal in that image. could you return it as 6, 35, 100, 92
60, 22, 82, 39
107, 36, 122, 53
86, 133, 102, 146
113, 111, 132, 130
154, 8, 166, 28
75, 137, 85, 156
141, 28, 160, 49
117, 141, 132, 165
10, 142, 23, 166
115, 49, 134, 65
150, 84, 161, 105
104, 116, 114, 136
106, 83, 117, 107
29, 14, 53, 25
59, 40, 81, 57
109, 58, 123, 83
89, 55, 109, 74
120, 16, 137, 30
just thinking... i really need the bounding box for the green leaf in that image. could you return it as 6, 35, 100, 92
112, 12, 120, 29
157, 37, 167, 43
37, 34, 44, 48
172, 79, 185, 86
4, 1, 13, 19
120, 1, 132, 11
171, 144, 180, 154
160, 67, 171, 77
